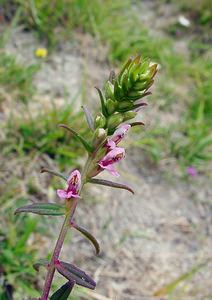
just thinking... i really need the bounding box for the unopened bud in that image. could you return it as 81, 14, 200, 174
107, 113, 123, 130
106, 99, 117, 115
94, 114, 106, 128
117, 101, 133, 111
93, 128, 107, 147
123, 111, 137, 121
105, 81, 114, 100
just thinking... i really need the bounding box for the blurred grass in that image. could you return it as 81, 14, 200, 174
0, 51, 39, 102
154, 260, 211, 298
0, 191, 41, 299
3, 98, 89, 169
171, 0, 212, 25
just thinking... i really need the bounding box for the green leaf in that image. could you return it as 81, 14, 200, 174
40, 167, 68, 181
14, 203, 65, 216
118, 58, 132, 82
89, 178, 134, 195
108, 70, 115, 83
50, 281, 75, 300
59, 124, 94, 153
72, 223, 100, 255
95, 87, 108, 117
33, 259, 49, 272
81, 106, 94, 131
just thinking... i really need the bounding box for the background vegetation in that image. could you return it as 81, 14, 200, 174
0, 0, 211, 299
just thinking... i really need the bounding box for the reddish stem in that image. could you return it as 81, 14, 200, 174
40, 199, 78, 300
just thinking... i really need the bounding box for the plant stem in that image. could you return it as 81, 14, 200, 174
40, 154, 93, 299
40, 200, 76, 300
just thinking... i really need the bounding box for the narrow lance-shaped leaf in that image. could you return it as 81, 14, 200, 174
55, 261, 96, 290
95, 87, 108, 117
50, 280, 75, 300
129, 121, 145, 127
108, 70, 115, 83
59, 124, 94, 153
71, 222, 100, 255
81, 106, 94, 130
133, 101, 148, 110
118, 58, 132, 81
15, 203, 65, 216
33, 259, 49, 272
40, 167, 68, 181
89, 178, 134, 195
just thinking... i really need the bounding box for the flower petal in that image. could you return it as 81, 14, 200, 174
105, 139, 116, 150
103, 164, 119, 177
67, 170, 81, 192
98, 147, 125, 176
100, 147, 125, 166
66, 191, 73, 198
57, 189, 68, 199
111, 124, 131, 144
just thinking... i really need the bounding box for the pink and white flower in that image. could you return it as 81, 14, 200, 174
98, 147, 125, 177
106, 124, 131, 150
57, 170, 81, 199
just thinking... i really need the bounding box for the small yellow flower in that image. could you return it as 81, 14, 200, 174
35, 48, 48, 58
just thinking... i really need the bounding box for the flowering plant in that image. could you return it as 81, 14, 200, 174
15, 55, 157, 299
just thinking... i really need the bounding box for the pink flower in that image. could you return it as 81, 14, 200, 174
187, 166, 198, 177
106, 124, 131, 150
98, 147, 125, 176
57, 170, 81, 199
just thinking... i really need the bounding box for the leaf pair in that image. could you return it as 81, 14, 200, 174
50, 261, 96, 300
55, 261, 96, 290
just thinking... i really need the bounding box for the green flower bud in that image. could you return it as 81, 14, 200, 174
92, 128, 107, 148
94, 114, 106, 128
117, 101, 133, 110
105, 81, 114, 100
106, 98, 117, 115
107, 113, 123, 130
123, 111, 137, 121
112, 55, 158, 103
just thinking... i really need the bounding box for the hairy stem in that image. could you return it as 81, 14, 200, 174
40, 154, 93, 299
